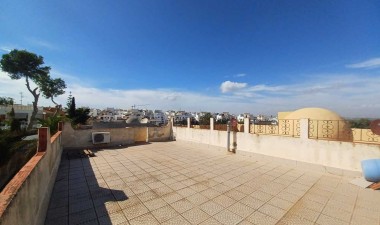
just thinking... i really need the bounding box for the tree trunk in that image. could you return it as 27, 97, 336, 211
25, 77, 40, 130
51, 97, 60, 117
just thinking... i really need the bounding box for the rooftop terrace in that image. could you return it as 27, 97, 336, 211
45, 141, 380, 225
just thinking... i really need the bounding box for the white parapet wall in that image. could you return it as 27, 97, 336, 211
173, 126, 380, 175
62, 122, 172, 149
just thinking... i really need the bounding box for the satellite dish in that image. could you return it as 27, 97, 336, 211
370, 119, 380, 135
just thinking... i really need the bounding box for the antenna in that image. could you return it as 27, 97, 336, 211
20, 92, 23, 105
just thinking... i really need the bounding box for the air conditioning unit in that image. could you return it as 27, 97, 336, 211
92, 132, 111, 144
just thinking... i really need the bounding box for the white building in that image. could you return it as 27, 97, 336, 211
237, 113, 252, 123
0, 104, 43, 128
174, 111, 192, 123
152, 110, 167, 125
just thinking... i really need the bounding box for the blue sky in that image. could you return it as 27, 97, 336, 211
1, 0, 380, 117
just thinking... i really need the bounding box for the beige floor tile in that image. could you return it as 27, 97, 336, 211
177, 187, 198, 198
228, 202, 256, 218
129, 213, 159, 225
161, 215, 191, 225
162, 192, 183, 204
350, 214, 379, 225
225, 189, 247, 201
293, 198, 325, 212
200, 200, 225, 216
322, 204, 352, 222
122, 203, 149, 220
199, 217, 223, 225
143, 198, 167, 211
170, 198, 194, 213
316, 214, 349, 225
286, 206, 320, 222
187, 193, 210, 205
237, 220, 255, 225
200, 188, 221, 199
212, 194, 236, 207
152, 186, 173, 197
136, 190, 158, 202
246, 211, 278, 225
213, 209, 243, 225
267, 197, 294, 211
240, 195, 265, 209
258, 203, 286, 220
250, 190, 273, 202
151, 205, 179, 223
182, 207, 210, 224
277, 213, 315, 225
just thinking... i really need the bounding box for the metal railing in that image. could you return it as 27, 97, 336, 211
249, 119, 300, 137
352, 128, 380, 144
308, 120, 351, 141
308, 119, 379, 144
176, 119, 380, 145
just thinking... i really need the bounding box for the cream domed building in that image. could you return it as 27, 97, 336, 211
279, 107, 352, 141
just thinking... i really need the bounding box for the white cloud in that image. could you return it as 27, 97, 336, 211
220, 81, 248, 93
26, 38, 57, 50
248, 84, 285, 92
0, 46, 12, 52
1, 70, 380, 118
346, 57, 380, 69
234, 73, 246, 77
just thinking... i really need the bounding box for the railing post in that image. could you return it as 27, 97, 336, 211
38, 127, 49, 152
146, 127, 149, 142
244, 118, 249, 133
187, 117, 190, 128
300, 118, 309, 140
58, 121, 63, 131
227, 121, 230, 151
210, 118, 214, 130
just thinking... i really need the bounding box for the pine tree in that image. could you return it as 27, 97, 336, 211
66, 92, 72, 109
68, 97, 76, 119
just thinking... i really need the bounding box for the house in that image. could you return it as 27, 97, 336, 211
0, 104, 43, 129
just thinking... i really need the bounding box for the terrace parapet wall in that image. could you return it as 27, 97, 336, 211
62, 122, 172, 149
173, 118, 380, 174
0, 124, 63, 225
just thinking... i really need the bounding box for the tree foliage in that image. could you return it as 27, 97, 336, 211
1, 50, 46, 130
199, 113, 213, 125
40, 77, 66, 106
216, 118, 228, 124
0, 97, 14, 106
38, 115, 65, 134
349, 118, 371, 129
0, 49, 66, 129
0, 50, 50, 81
68, 97, 76, 119
72, 107, 90, 125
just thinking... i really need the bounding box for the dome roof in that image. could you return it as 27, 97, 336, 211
285, 107, 343, 120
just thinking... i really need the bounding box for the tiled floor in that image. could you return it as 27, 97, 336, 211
45, 141, 380, 225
